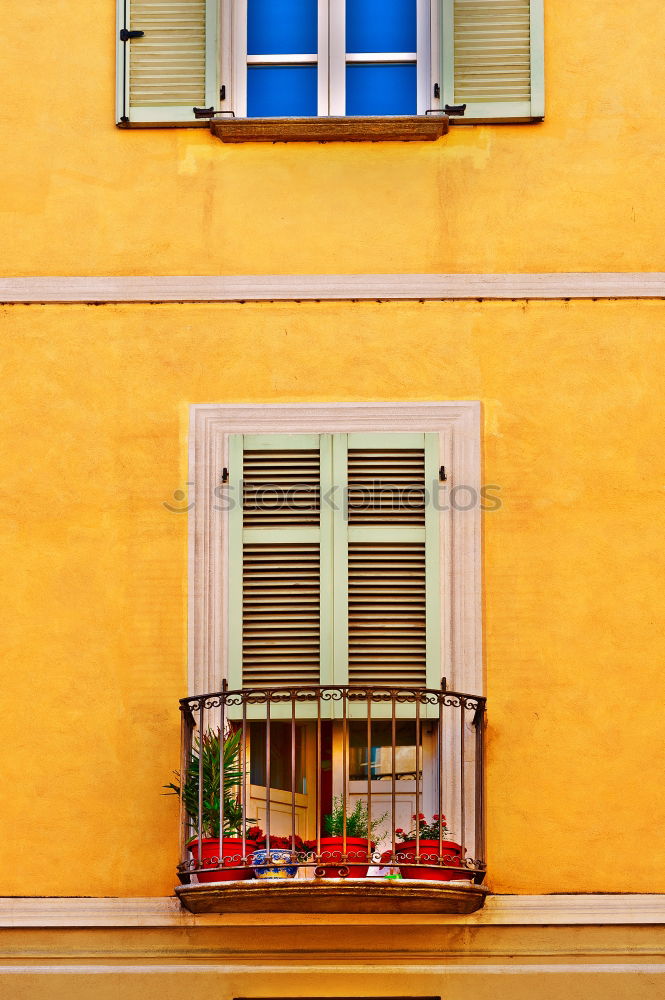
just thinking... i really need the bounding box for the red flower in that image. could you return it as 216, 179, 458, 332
432, 814, 439, 820
395, 828, 404, 835
418, 813, 425, 820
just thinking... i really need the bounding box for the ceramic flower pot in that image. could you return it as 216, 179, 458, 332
186, 837, 254, 882
395, 839, 468, 881
251, 848, 299, 879
315, 837, 374, 878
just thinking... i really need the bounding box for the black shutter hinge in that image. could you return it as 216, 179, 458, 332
220, 85, 226, 101
221, 467, 229, 483
120, 28, 145, 42
434, 83, 440, 99
444, 103, 467, 116
439, 466, 447, 482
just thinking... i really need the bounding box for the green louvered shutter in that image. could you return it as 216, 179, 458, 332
332, 433, 441, 700
227, 433, 441, 718
116, 0, 217, 125
227, 435, 334, 694
441, 0, 544, 122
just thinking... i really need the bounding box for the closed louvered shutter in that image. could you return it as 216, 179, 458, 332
441, 0, 544, 122
227, 432, 441, 700
116, 0, 217, 125
332, 433, 441, 691
227, 434, 334, 691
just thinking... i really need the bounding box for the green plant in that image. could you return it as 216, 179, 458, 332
395, 813, 452, 842
164, 727, 246, 839
323, 796, 387, 841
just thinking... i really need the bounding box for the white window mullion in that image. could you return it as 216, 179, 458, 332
318, 0, 330, 115
328, 0, 345, 115
417, 0, 430, 114
429, 0, 442, 111
247, 54, 318, 65
231, 0, 247, 116
345, 53, 418, 63
220, 0, 233, 112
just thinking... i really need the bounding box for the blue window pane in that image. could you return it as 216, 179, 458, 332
247, 66, 318, 117
248, 0, 318, 56
346, 0, 416, 53
346, 64, 417, 116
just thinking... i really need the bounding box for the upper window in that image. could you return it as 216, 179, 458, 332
117, 0, 544, 127
230, 0, 430, 118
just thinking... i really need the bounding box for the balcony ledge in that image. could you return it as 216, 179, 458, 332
175, 878, 489, 915
209, 115, 449, 143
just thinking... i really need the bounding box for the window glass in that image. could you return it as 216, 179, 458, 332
248, 0, 318, 55
247, 67, 318, 117
346, 0, 417, 53
250, 722, 306, 794
348, 720, 421, 781
346, 64, 417, 115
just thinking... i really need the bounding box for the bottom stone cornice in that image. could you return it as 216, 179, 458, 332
2, 894, 665, 927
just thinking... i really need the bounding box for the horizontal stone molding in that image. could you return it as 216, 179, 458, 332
1, 894, 664, 927
1, 273, 665, 303
2, 963, 665, 974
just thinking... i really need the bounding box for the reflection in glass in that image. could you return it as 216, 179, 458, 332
250, 721, 305, 794
349, 720, 421, 780
346, 0, 417, 54
248, 66, 318, 117
346, 64, 417, 116
248, 0, 318, 56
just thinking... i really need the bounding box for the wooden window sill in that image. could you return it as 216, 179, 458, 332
209, 115, 449, 143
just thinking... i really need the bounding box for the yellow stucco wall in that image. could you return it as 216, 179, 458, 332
2, 3, 665, 275
1, 299, 663, 897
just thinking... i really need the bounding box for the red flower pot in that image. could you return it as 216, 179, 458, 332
186, 837, 255, 882
316, 837, 374, 878
395, 839, 467, 881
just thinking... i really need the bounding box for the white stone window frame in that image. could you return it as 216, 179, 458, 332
189, 401, 481, 698
220, 0, 440, 117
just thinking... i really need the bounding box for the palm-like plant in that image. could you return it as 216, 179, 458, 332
323, 796, 387, 841
164, 727, 245, 838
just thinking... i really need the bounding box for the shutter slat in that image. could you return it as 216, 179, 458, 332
454, 0, 531, 103
347, 447, 426, 527
243, 449, 320, 528
242, 543, 321, 687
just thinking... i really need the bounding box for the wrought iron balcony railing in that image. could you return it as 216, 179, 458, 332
175, 684, 486, 890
